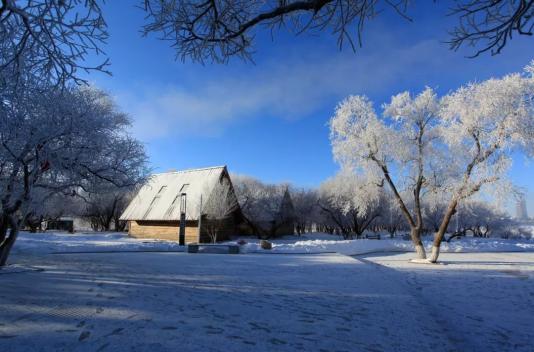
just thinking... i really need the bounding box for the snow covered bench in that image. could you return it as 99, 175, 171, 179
187, 244, 240, 254
365, 234, 381, 240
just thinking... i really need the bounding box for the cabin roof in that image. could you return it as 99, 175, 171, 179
120, 166, 227, 221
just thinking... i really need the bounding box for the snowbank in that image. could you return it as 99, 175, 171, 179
12, 231, 185, 254
11, 231, 534, 256
237, 234, 534, 255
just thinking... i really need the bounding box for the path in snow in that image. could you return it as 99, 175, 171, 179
360, 252, 534, 352
2, 252, 453, 352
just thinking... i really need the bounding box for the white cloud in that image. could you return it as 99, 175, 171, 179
115, 39, 468, 141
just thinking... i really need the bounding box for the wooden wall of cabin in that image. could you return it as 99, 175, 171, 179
128, 211, 243, 244
128, 220, 199, 244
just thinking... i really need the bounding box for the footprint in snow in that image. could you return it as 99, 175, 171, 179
270, 338, 287, 345
96, 343, 109, 351
104, 328, 124, 337
78, 331, 91, 342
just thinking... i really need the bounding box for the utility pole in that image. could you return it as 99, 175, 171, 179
179, 193, 187, 246
455, 202, 460, 233
198, 194, 203, 239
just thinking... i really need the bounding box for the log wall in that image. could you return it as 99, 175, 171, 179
128, 220, 199, 244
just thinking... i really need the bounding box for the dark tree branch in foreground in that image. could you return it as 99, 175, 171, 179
142, 0, 534, 62
2, 1, 532, 80
449, 0, 534, 57
142, 0, 411, 63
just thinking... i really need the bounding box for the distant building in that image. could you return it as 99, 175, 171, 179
44, 216, 93, 233
515, 194, 529, 220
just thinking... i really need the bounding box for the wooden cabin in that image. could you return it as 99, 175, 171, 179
120, 166, 242, 243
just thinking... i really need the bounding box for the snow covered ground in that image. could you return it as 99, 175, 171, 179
11, 231, 185, 254
2, 232, 534, 351
239, 235, 534, 255
1, 250, 533, 351
362, 251, 534, 352
11, 231, 534, 256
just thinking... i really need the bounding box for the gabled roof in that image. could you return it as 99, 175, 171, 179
120, 166, 227, 221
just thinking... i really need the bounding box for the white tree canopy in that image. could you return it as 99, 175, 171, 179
438, 65, 534, 202
317, 171, 381, 238
329, 61, 534, 262
330, 87, 441, 258
319, 171, 379, 218
0, 0, 109, 85
0, 82, 147, 265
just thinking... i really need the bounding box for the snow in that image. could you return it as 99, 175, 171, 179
11, 231, 185, 254
120, 166, 227, 222
2, 232, 534, 351
1, 250, 533, 351
11, 231, 534, 257
236, 233, 534, 255
362, 252, 534, 351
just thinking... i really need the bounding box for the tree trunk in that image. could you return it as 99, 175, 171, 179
429, 200, 458, 263
0, 216, 19, 266
410, 227, 426, 259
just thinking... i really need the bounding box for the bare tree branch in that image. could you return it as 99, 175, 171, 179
141, 0, 411, 63
0, 0, 110, 86
449, 0, 534, 57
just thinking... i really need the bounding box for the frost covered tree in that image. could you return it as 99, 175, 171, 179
290, 187, 319, 235
83, 185, 138, 232
232, 175, 295, 239
444, 201, 510, 241
330, 87, 440, 258
202, 178, 239, 243
428, 64, 534, 261
421, 192, 450, 234
375, 191, 406, 237
317, 171, 381, 239
0, 82, 147, 266
330, 62, 534, 262
0, 0, 109, 85
23, 190, 82, 232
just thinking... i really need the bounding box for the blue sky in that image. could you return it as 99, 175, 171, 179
87, 1, 533, 215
